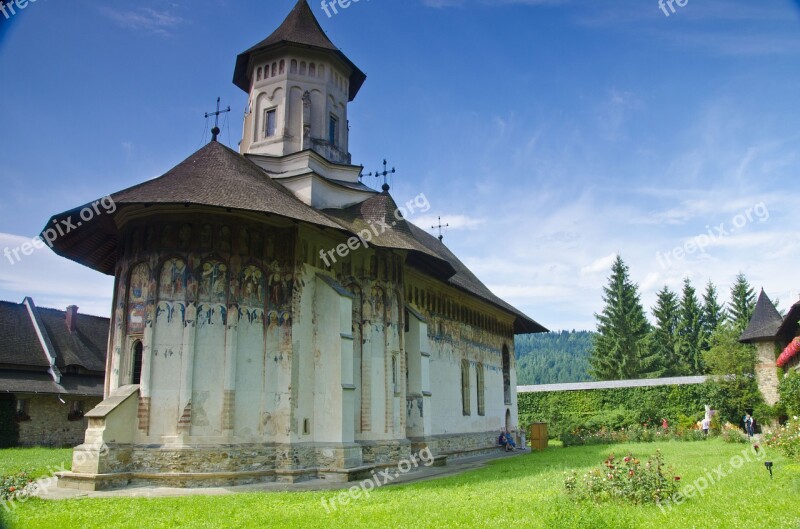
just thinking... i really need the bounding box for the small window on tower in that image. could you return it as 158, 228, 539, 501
265, 109, 277, 138
329, 115, 338, 145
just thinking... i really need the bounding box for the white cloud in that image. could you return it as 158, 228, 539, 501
580, 253, 618, 277
0, 233, 113, 317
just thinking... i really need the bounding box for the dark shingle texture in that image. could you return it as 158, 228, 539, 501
233, 0, 366, 100
0, 301, 48, 368
740, 290, 784, 343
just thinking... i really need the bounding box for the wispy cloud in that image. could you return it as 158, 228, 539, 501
97, 6, 183, 36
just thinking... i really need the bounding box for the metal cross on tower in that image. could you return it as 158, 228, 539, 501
205, 97, 231, 142
368, 159, 396, 192
431, 216, 449, 242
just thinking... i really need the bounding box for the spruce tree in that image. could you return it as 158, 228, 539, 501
700, 281, 725, 350
651, 286, 681, 376
676, 277, 704, 374
729, 273, 756, 332
590, 255, 651, 380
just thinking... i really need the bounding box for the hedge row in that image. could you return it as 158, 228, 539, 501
518, 383, 717, 439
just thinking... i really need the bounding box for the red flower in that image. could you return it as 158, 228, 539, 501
674, 476, 681, 481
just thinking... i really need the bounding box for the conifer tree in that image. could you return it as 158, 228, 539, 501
651, 286, 681, 376
590, 256, 651, 380
729, 273, 756, 332
700, 280, 725, 350
676, 277, 704, 374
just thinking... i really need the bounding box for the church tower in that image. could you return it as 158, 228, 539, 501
234, 0, 366, 165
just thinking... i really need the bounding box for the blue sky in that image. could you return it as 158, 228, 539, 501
1, 0, 799, 330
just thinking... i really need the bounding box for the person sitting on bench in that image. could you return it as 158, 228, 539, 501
499, 431, 517, 451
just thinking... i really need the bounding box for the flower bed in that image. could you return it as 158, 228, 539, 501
560, 425, 709, 447
564, 450, 680, 505
763, 417, 800, 460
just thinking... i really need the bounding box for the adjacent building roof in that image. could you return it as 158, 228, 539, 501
0, 298, 108, 396
233, 0, 366, 100
518, 376, 708, 394
740, 289, 784, 343
777, 300, 800, 343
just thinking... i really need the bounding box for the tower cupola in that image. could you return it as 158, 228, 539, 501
234, 0, 366, 164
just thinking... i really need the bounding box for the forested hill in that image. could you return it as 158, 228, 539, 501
515, 330, 595, 385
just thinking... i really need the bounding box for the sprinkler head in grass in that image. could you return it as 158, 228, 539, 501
764, 461, 773, 479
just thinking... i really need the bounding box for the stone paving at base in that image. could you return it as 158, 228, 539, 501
36, 448, 530, 500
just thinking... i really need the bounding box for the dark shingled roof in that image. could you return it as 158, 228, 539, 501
0, 371, 103, 397
740, 289, 784, 343
43, 141, 345, 274
0, 300, 108, 396
0, 301, 49, 368
322, 193, 455, 277
0, 300, 108, 373
37, 308, 108, 372
405, 223, 548, 335
777, 300, 800, 343
233, 0, 366, 100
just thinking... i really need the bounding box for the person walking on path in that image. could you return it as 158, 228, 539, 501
744, 413, 755, 437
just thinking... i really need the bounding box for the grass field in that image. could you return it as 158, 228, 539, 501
2, 439, 799, 529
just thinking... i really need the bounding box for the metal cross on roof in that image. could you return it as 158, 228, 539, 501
431, 216, 449, 242
205, 97, 231, 142
368, 159, 396, 192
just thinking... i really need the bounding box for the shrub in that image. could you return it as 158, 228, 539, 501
564, 450, 680, 505
779, 371, 800, 417
0, 471, 35, 502
763, 417, 800, 461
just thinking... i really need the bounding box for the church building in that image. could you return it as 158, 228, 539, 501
48, 0, 546, 490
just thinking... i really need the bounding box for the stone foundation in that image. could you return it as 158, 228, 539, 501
57, 431, 504, 491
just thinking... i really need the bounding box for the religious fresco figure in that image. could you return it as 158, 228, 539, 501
127, 263, 150, 335
159, 258, 188, 300
199, 261, 228, 303
240, 265, 265, 307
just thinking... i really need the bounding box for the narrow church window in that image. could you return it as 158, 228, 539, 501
318, 64, 325, 78
392, 354, 399, 395
476, 363, 485, 416
257, 67, 262, 81
299, 61, 307, 75
265, 109, 277, 137
303, 418, 311, 435
502, 345, 511, 405
329, 115, 338, 145
271, 62, 277, 77
461, 359, 471, 415
132, 340, 144, 385
290, 59, 298, 74
279, 60, 285, 75
309, 63, 316, 77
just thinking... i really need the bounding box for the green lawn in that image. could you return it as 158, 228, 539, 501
2, 439, 799, 529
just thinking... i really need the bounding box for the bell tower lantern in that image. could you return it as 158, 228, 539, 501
234, 0, 366, 164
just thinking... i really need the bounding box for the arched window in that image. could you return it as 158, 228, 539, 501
271, 62, 277, 77
290, 59, 298, 74
461, 359, 471, 416
299, 61, 306, 75
257, 67, 262, 81
502, 345, 511, 405
476, 363, 485, 416
318, 64, 325, 78
309, 63, 316, 77
132, 340, 143, 385
279, 59, 285, 74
